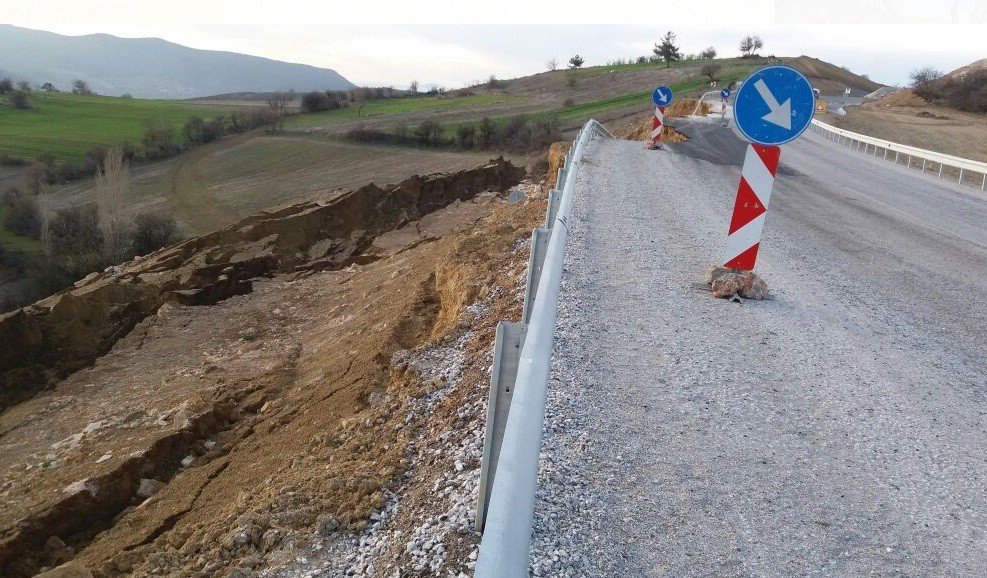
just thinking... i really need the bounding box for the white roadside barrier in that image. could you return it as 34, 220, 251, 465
808, 119, 987, 191
474, 119, 613, 577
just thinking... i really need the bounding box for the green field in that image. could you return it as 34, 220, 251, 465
0, 92, 235, 162
284, 93, 521, 129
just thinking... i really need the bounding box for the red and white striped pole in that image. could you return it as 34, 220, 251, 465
650, 106, 666, 147
723, 143, 780, 270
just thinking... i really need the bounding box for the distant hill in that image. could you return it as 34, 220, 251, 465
784, 56, 883, 96
943, 58, 987, 80
0, 24, 355, 99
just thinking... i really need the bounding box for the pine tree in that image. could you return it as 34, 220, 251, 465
654, 31, 682, 68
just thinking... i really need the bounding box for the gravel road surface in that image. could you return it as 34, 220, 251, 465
530, 119, 987, 577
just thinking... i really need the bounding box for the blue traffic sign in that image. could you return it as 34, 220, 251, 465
652, 85, 674, 107
720, 88, 731, 99
733, 66, 815, 146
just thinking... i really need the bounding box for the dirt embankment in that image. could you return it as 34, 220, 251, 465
0, 160, 524, 413
0, 159, 533, 578
828, 89, 987, 163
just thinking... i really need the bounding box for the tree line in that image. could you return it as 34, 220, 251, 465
1, 147, 181, 312
346, 114, 563, 153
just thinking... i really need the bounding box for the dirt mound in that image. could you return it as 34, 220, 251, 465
864, 88, 929, 108
615, 98, 705, 142
944, 58, 987, 80
0, 160, 524, 413
0, 165, 537, 577
784, 55, 882, 94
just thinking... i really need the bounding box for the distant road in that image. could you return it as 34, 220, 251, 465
530, 118, 987, 577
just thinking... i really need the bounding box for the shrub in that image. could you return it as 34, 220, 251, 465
301, 91, 330, 113
700, 47, 717, 59
9, 90, 30, 109
455, 125, 476, 149
142, 119, 179, 159
0, 153, 29, 167
2, 190, 43, 239
936, 70, 987, 113
415, 120, 445, 145
0, 78, 12, 94
202, 117, 226, 143
563, 97, 575, 107
46, 205, 105, 274
568, 55, 585, 69
701, 63, 722, 83
184, 115, 206, 143
130, 213, 181, 255
477, 118, 496, 149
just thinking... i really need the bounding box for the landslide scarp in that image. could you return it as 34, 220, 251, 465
0, 159, 524, 412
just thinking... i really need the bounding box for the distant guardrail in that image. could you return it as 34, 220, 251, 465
474, 119, 613, 578
808, 119, 987, 191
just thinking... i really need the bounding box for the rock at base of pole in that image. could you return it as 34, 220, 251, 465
704, 265, 768, 300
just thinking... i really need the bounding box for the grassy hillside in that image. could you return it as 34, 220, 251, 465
0, 92, 235, 162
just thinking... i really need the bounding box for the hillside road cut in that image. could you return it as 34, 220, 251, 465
528, 118, 987, 577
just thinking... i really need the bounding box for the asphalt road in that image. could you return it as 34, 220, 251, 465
529, 118, 987, 577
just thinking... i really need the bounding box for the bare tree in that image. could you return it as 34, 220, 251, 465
910, 67, 943, 87
740, 35, 764, 57
409, 80, 419, 94
546, 58, 558, 71
17, 80, 31, 92
93, 147, 131, 261
265, 93, 289, 132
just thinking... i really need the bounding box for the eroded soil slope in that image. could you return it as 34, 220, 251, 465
0, 160, 546, 577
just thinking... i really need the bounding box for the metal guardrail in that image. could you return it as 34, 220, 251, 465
474, 119, 613, 577
808, 119, 987, 191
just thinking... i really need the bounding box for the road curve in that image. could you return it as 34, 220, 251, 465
529, 118, 987, 577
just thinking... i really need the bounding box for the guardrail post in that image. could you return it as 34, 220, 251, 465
958, 168, 964, 184
895, 151, 900, 164
475, 321, 527, 533
557, 166, 568, 188
939, 164, 944, 178
522, 227, 552, 324
545, 189, 562, 228
981, 173, 986, 191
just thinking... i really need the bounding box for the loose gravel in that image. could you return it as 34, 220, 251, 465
531, 127, 987, 577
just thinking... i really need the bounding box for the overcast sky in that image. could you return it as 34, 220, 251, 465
2, 0, 984, 88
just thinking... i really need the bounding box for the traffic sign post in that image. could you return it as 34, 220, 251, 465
649, 86, 674, 149
722, 66, 814, 271
720, 87, 731, 121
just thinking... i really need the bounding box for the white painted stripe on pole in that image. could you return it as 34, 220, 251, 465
741, 148, 775, 204
723, 213, 766, 263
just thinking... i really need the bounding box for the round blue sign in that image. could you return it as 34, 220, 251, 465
652, 85, 674, 107
720, 88, 730, 99
733, 66, 815, 146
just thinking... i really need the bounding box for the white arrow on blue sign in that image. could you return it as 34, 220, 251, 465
733, 66, 815, 146
720, 88, 730, 99
652, 85, 674, 106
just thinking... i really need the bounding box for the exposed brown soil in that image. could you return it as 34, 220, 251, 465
827, 89, 987, 163
0, 161, 532, 577
0, 160, 524, 412
615, 97, 706, 142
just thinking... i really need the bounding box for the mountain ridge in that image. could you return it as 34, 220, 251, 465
0, 24, 355, 99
